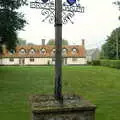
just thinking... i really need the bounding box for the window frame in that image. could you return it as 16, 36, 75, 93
29, 49, 36, 55
72, 48, 78, 54
40, 48, 46, 54
19, 49, 26, 54
72, 58, 77, 62
30, 58, 34, 62
9, 58, 14, 62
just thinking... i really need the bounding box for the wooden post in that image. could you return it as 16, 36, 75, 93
54, 0, 63, 101
116, 29, 119, 60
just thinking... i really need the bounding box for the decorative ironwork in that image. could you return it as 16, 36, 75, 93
30, 0, 85, 24
67, 0, 76, 6
30, 0, 85, 102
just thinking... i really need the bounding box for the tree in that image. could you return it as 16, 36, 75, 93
113, 1, 120, 20
47, 39, 54, 45
47, 39, 69, 45
17, 38, 35, 46
0, 0, 27, 53
17, 38, 26, 46
27, 42, 35, 45
62, 39, 69, 45
101, 27, 120, 59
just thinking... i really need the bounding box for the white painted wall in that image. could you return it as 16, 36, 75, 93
1, 58, 19, 65
0, 58, 53, 65
24, 58, 52, 65
0, 57, 87, 65
0, 58, 2, 65
67, 58, 87, 65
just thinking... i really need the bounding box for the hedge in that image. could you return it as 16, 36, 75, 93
100, 60, 120, 69
92, 60, 100, 66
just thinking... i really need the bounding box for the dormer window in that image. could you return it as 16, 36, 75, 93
9, 50, 15, 55
19, 49, 26, 54
62, 48, 67, 55
51, 48, 56, 56
72, 48, 77, 54
29, 49, 35, 55
40, 48, 46, 54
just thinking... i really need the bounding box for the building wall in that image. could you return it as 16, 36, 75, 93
0, 58, 2, 65
24, 58, 52, 65
86, 49, 100, 62
1, 58, 19, 65
67, 58, 87, 65
0, 58, 53, 65
0, 57, 87, 65
86, 56, 92, 62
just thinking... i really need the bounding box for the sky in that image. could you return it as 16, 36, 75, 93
18, 0, 120, 49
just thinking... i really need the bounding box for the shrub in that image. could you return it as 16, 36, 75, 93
92, 60, 100, 66
100, 60, 120, 69
100, 60, 109, 67
87, 61, 92, 65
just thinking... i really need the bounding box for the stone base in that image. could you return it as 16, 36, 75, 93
30, 95, 96, 120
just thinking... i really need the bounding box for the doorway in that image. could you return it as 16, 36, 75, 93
19, 58, 25, 65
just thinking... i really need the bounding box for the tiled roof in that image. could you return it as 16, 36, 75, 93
1, 45, 86, 58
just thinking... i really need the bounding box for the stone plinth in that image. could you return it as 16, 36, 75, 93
30, 95, 96, 120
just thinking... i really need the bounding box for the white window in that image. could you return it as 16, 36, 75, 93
72, 48, 77, 54
40, 48, 46, 55
9, 58, 14, 62
52, 57, 55, 62
72, 58, 77, 61
51, 49, 56, 56
19, 49, 26, 54
29, 49, 35, 54
62, 48, 67, 55
30, 58, 34, 62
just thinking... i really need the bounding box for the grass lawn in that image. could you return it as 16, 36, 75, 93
0, 66, 120, 120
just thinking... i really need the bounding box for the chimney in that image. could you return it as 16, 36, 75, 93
82, 39, 85, 47
42, 39, 45, 46
2, 44, 6, 55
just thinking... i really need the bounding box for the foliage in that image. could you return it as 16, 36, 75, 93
91, 60, 100, 66
0, 0, 27, 52
87, 61, 92, 65
47, 39, 69, 45
0, 66, 120, 120
47, 39, 54, 45
17, 38, 35, 46
101, 27, 120, 59
113, 1, 120, 20
100, 59, 109, 66
17, 38, 26, 46
27, 42, 35, 45
100, 59, 120, 69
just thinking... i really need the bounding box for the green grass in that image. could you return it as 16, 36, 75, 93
0, 66, 120, 120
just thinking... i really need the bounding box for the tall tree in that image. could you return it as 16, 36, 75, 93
101, 27, 120, 59
47, 39, 69, 45
27, 42, 35, 45
17, 38, 26, 46
0, 0, 27, 52
113, 1, 120, 20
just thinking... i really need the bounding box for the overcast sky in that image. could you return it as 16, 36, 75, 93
18, 0, 120, 49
